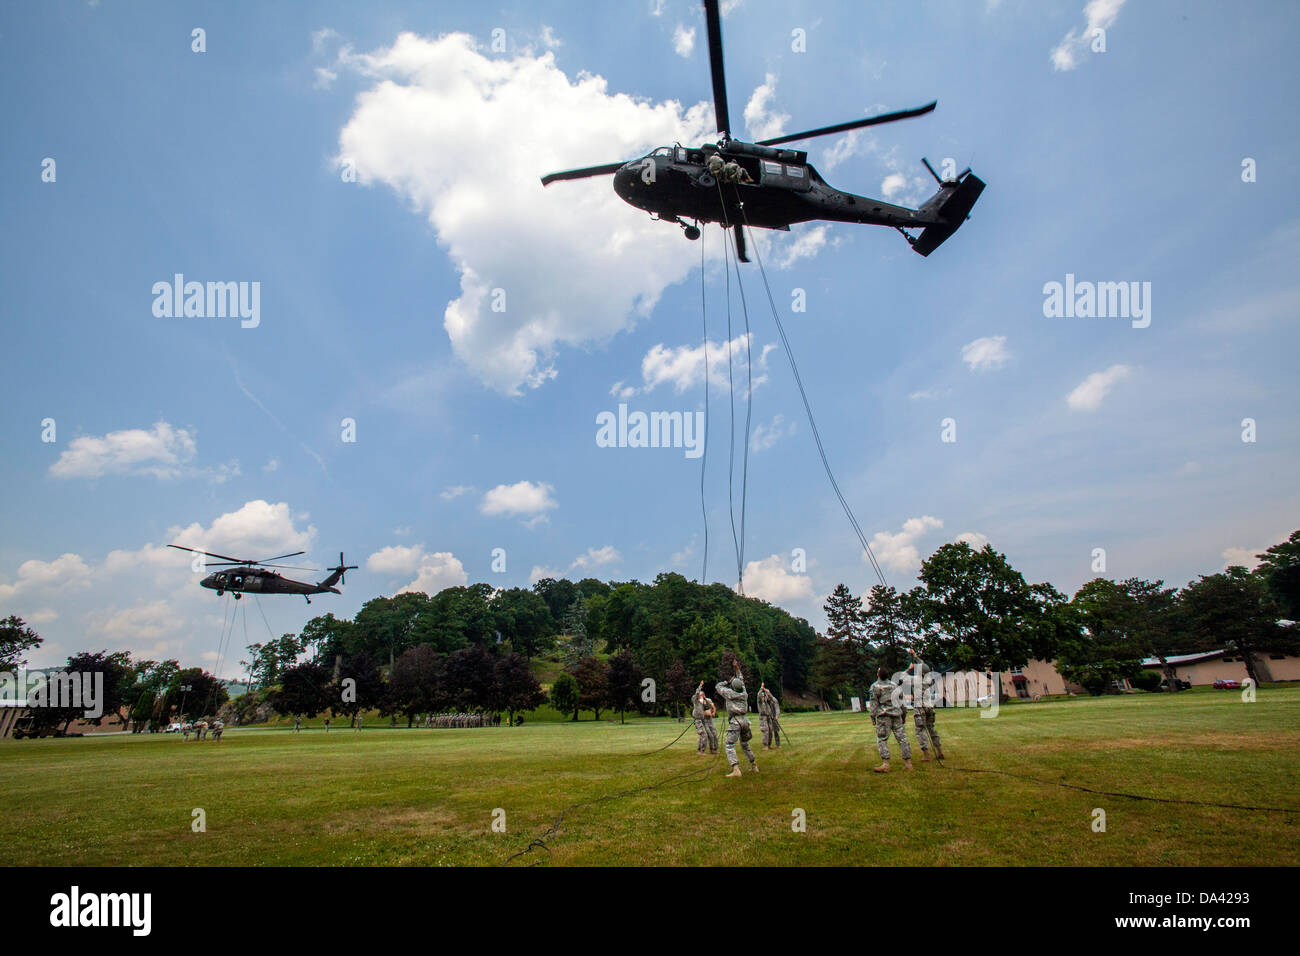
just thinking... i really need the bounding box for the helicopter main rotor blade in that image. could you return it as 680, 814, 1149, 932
703, 0, 731, 138
756, 101, 937, 147
168, 544, 245, 564
540, 162, 627, 187
256, 551, 306, 565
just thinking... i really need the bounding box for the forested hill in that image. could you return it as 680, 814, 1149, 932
297, 572, 818, 694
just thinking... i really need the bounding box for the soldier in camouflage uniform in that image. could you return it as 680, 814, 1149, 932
757, 683, 781, 749
905, 650, 944, 761
868, 666, 912, 772
703, 696, 718, 754
712, 672, 758, 777
692, 689, 710, 754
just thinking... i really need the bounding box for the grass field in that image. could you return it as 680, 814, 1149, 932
2, 687, 1297, 866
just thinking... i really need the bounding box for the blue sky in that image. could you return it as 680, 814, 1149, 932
2, 0, 1297, 676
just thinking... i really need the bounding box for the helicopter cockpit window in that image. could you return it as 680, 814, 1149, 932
652, 147, 673, 157
762, 160, 783, 175
786, 165, 806, 178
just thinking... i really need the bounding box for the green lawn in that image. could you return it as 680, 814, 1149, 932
2, 686, 1297, 866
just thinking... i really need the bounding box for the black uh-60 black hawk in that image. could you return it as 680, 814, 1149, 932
168, 545, 356, 604
542, 0, 985, 263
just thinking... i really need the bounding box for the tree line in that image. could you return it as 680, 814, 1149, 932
813, 530, 1300, 700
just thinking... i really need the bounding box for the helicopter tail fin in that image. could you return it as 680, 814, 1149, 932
910, 170, 985, 257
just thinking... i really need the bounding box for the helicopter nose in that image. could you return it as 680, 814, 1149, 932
612, 162, 646, 205
200, 574, 215, 588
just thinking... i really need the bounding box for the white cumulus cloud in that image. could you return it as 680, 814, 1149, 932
481, 481, 558, 518
868, 516, 944, 574
739, 554, 814, 605
49, 421, 206, 480
672, 24, 695, 58
743, 73, 788, 141
334, 31, 717, 394
961, 335, 1010, 371
1051, 0, 1127, 72
571, 545, 622, 571
1066, 364, 1131, 411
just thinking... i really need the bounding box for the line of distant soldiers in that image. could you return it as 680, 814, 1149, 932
690, 666, 782, 779
181, 719, 223, 741
423, 712, 500, 729
867, 649, 945, 772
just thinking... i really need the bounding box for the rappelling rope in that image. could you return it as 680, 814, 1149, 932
942, 765, 1300, 814
735, 214, 889, 591
698, 229, 710, 586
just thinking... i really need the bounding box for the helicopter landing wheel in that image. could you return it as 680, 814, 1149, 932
233, 593, 241, 600
684, 225, 701, 241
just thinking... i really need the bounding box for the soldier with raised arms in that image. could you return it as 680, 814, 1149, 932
906, 649, 944, 762
757, 683, 781, 750
868, 666, 913, 773
691, 687, 709, 755
713, 667, 758, 778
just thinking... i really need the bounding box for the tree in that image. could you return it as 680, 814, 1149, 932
384, 645, 443, 727
1058, 579, 1146, 694
353, 593, 431, 664
0, 616, 42, 670
912, 542, 1049, 677
550, 672, 580, 721
559, 595, 593, 668
572, 656, 608, 720
1179, 568, 1297, 686
444, 645, 497, 711
493, 653, 546, 725
534, 577, 581, 623
823, 584, 872, 694
245, 633, 303, 690
272, 662, 332, 718
605, 651, 644, 723
160, 667, 227, 721
299, 613, 354, 665
331, 651, 384, 725
491, 588, 555, 658
862, 584, 911, 674
664, 659, 693, 719
1254, 530, 1300, 620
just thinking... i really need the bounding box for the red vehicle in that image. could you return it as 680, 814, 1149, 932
1213, 679, 1241, 690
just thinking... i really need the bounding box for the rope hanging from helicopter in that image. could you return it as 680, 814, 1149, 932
729, 196, 890, 592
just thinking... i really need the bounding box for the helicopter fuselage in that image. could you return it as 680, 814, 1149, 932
611, 142, 946, 233
201, 567, 340, 600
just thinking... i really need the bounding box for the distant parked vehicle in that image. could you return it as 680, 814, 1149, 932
164, 722, 183, 733
1213, 679, 1241, 690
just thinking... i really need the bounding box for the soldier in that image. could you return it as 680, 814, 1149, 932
906, 649, 944, 761
868, 666, 912, 772
354, 714, 363, 732
211, 720, 224, 741
706, 152, 725, 179
757, 683, 781, 749
702, 695, 719, 754
721, 160, 753, 184
293, 715, 302, 733
691, 688, 710, 754
712, 670, 757, 778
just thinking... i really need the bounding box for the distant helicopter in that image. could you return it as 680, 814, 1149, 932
541, 0, 984, 262
168, 546, 357, 604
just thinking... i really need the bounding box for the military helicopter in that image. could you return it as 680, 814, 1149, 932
541, 0, 984, 262
168, 545, 357, 604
